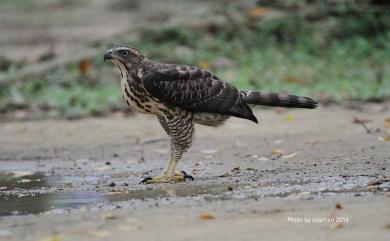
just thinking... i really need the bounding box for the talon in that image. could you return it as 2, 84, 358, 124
181, 171, 194, 181
139, 177, 153, 184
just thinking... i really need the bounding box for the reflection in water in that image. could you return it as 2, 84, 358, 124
0, 172, 48, 190
0, 171, 53, 216
0, 172, 230, 216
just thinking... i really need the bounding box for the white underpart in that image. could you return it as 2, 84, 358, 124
112, 59, 129, 95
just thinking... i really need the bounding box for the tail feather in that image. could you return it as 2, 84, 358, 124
242, 90, 319, 109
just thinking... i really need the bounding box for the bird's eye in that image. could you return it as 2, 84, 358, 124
120, 50, 129, 56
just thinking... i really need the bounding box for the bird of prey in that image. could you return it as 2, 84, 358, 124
104, 46, 318, 184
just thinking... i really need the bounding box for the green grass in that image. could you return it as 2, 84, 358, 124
0, 13, 389, 117
0, 61, 123, 117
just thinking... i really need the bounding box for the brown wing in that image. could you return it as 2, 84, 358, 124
142, 65, 257, 123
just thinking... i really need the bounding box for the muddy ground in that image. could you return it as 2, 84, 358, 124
0, 103, 389, 240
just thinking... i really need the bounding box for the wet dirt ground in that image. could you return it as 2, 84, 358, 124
0, 103, 389, 240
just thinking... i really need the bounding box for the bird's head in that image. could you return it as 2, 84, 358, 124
104, 46, 145, 66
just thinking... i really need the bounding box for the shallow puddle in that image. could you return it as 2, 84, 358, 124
0, 172, 231, 216
0, 171, 375, 216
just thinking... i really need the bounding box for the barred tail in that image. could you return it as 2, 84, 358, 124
242, 90, 319, 109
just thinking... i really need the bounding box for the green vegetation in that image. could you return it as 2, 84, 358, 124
0, 6, 389, 117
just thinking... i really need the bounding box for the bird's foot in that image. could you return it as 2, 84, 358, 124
140, 171, 194, 184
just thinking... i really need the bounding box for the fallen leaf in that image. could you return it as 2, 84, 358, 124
38, 236, 63, 241
378, 136, 390, 142
71, 229, 83, 235
117, 224, 141, 232
353, 117, 372, 133
93, 164, 108, 171
283, 115, 294, 123
281, 152, 298, 159
271, 149, 284, 155
335, 203, 342, 209
248, 7, 268, 17
285, 76, 304, 84
197, 60, 210, 69
104, 212, 119, 220
353, 117, 372, 124
384, 118, 390, 129
89, 230, 111, 238
330, 223, 344, 229
200, 213, 215, 220
305, 140, 320, 144
79, 58, 91, 75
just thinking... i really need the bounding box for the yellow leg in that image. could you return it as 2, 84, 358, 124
139, 160, 194, 184
164, 159, 173, 175
150, 159, 173, 180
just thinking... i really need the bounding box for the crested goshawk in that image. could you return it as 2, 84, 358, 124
104, 46, 318, 184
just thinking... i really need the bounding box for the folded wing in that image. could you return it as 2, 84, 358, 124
142, 65, 257, 123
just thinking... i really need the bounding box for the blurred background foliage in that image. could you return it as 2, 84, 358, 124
0, 0, 389, 119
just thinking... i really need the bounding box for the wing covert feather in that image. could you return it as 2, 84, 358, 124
142, 65, 257, 122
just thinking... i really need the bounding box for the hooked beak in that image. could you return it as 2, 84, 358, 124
104, 49, 113, 61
